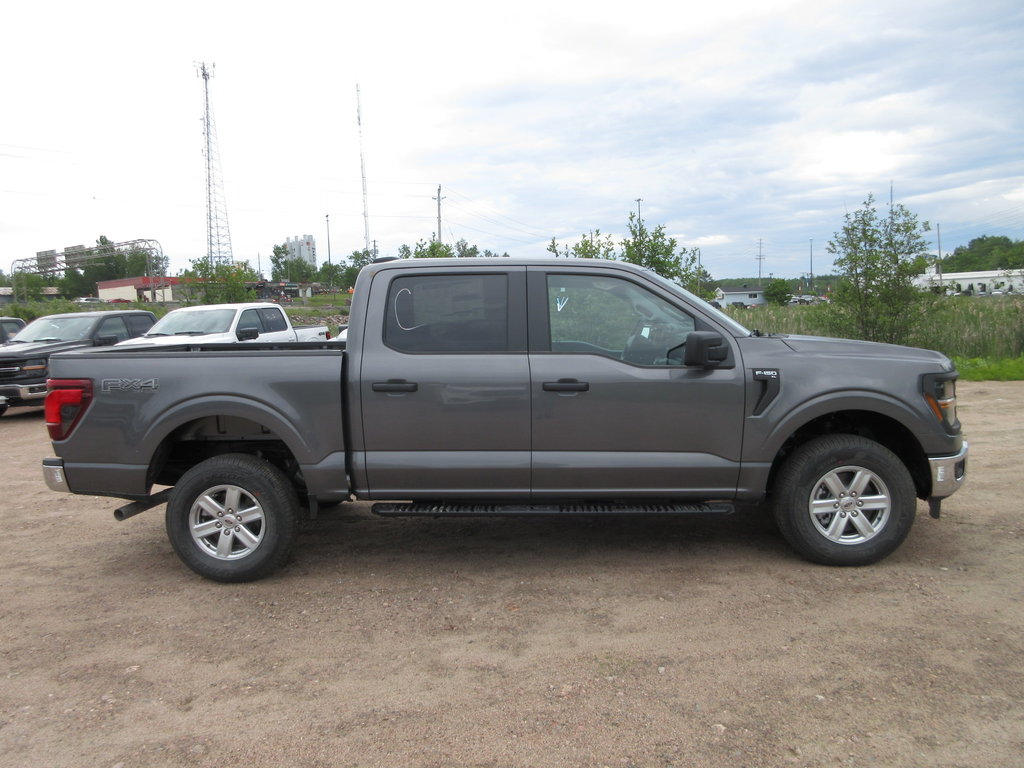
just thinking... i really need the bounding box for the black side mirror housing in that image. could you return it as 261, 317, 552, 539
236, 327, 260, 341
684, 331, 728, 368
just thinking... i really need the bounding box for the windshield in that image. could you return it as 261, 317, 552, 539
146, 308, 236, 336
13, 315, 96, 343
641, 268, 752, 336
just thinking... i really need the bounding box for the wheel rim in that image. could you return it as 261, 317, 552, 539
187, 484, 266, 560
807, 465, 891, 546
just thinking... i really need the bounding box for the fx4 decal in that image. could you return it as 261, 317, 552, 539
102, 378, 159, 393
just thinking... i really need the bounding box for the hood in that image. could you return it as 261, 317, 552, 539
779, 334, 954, 371
117, 332, 232, 347
1, 339, 92, 356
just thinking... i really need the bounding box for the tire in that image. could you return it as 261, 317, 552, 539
772, 434, 917, 566
165, 453, 299, 582
0, 405, 7, 418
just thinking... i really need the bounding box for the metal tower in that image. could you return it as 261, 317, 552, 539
198, 62, 233, 266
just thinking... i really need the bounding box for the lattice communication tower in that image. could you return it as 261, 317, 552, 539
198, 62, 233, 266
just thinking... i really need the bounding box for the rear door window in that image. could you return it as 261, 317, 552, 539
126, 314, 155, 337
384, 274, 509, 353
97, 316, 131, 343
259, 307, 288, 332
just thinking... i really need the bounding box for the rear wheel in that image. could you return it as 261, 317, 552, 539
772, 435, 916, 566
166, 453, 299, 582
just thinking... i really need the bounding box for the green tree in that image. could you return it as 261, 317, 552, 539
412, 239, 455, 258
317, 261, 346, 289
764, 278, 793, 306
348, 249, 374, 270
547, 230, 617, 260
940, 235, 1024, 272
826, 194, 933, 345
269, 242, 316, 283
620, 213, 711, 298
181, 259, 260, 304
270, 244, 290, 281
453, 239, 478, 258
337, 249, 375, 289
548, 215, 714, 299
11, 271, 47, 301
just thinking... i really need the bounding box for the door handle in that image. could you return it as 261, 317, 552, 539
372, 379, 418, 393
543, 379, 589, 392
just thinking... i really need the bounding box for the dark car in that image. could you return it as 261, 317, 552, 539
0, 310, 155, 415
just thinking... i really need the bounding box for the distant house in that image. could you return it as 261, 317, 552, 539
1, 286, 62, 305
715, 286, 767, 307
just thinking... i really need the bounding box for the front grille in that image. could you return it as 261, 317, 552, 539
0, 358, 44, 382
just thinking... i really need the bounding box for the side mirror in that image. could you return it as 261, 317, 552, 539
684, 331, 728, 368
94, 335, 119, 347
236, 327, 260, 341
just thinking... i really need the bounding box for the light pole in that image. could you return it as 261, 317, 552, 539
809, 239, 814, 295
326, 213, 333, 291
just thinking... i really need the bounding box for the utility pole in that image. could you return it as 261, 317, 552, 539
433, 185, 445, 244
356, 84, 371, 254
937, 223, 944, 290
635, 198, 642, 220
756, 239, 765, 285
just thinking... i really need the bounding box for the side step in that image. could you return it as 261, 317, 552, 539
372, 501, 734, 517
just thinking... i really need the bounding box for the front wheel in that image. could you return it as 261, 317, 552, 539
772, 435, 917, 566
166, 453, 299, 582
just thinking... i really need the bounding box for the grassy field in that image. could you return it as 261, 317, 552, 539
724, 295, 1024, 380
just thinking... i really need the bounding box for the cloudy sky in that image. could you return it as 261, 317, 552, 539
3, 0, 1022, 280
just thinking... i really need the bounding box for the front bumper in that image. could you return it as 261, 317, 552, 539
0, 382, 49, 404
929, 440, 968, 498
42, 458, 70, 493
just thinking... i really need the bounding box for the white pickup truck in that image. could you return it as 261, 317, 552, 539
117, 303, 330, 347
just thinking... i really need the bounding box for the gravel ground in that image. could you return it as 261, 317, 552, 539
1, 381, 1021, 767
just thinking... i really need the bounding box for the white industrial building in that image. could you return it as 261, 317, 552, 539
285, 235, 317, 267
914, 267, 1024, 295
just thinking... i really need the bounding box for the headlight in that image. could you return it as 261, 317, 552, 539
922, 372, 959, 433
21, 358, 48, 373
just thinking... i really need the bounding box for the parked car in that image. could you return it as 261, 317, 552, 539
0, 310, 155, 415
41, 258, 966, 582
116, 303, 330, 346
74, 297, 105, 304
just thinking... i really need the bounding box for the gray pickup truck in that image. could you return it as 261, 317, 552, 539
41, 258, 967, 581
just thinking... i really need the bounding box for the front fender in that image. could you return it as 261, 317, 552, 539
749, 388, 944, 462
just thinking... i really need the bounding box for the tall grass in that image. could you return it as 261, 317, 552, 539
725, 296, 1024, 359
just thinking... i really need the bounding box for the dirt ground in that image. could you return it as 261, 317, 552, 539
1, 381, 1021, 768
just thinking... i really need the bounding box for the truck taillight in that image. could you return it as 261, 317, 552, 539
45, 379, 94, 441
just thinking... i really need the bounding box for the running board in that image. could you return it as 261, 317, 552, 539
372, 501, 734, 517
